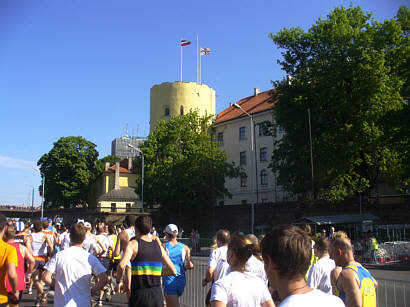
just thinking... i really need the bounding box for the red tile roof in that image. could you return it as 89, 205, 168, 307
105, 159, 135, 174
106, 165, 133, 174
215, 89, 276, 124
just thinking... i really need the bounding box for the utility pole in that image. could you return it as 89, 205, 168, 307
308, 108, 314, 200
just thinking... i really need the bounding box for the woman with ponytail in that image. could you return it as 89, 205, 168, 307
210, 234, 275, 307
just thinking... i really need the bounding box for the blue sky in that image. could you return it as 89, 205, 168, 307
0, 0, 405, 206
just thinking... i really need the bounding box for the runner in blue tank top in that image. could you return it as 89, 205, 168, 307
162, 224, 194, 307
330, 236, 378, 307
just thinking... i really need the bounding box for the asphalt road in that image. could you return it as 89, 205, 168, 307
17, 260, 410, 307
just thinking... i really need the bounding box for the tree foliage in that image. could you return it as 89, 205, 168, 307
138, 111, 239, 219
37, 136, 100, 208
269, 5, 409, 202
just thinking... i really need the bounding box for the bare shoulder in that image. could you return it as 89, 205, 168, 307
128, 239, 138, 248
340, 267, 361, 287
119, 229, 129, 240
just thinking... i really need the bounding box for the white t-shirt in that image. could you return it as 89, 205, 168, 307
208, 245, 228, 281
82, 233, 96, 254
211, 271, 272, 307
245, 255, 268, 285
307, 256, 335, 294
59, 232, 71, 250
44, 246, 107, 307
214, 258, 230, 282
279, 288, 344, 307
95, 234, 111, 257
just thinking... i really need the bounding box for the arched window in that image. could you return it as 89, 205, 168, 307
261, 169, 268, 185
164, 107, 170, 116
180, 105, 184, 115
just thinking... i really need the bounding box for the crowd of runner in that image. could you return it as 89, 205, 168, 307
0, 213, 378, 307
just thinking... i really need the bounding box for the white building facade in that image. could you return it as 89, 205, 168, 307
214, 89, 294, 206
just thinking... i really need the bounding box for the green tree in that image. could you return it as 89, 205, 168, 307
138, 111, 239, 221
37, 136, 100, 208
269, 5, 409, 202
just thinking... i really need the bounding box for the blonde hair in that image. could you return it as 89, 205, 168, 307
332, 231, 349, 240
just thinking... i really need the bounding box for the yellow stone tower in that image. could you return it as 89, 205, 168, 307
150, 81, 216, 132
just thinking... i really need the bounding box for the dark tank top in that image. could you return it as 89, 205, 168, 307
130, 238, 163, 289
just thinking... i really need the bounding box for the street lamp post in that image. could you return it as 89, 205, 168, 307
128, 144, 144, 213
34, 168, 45, 218
233, 103, 255, 234
25, 184, 35, 220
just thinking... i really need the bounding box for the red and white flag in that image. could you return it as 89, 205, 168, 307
181, 40, 191, 46
200, 47, 211, 55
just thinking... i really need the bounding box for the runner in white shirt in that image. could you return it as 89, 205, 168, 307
113, 215, 136, 296
42, 223, 108, 307
203, 230, 230, 286
82, 222, 98, 254
307, 237, 335, 294
203, 230, 230, 306
59, 226, 71, 251
95, 224, 112, 306
261, 225, 344, 307
27, 220, 53, 305
210, 234, 274, 307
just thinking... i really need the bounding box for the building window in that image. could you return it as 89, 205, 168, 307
240, 151, 247, 165
180, 105, 184, 115
217, 132, 224, 143
164, 107, 170, 116
111, 203, 117, 213
239, 126, 246, 140
259, 124, 265, 136
260, 147, 267, 162
261, 169, 268, 185
241, 200, 247, 205
126, 203, 131, 212
240, 174, 247, 187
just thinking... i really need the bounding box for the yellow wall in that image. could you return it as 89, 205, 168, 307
150, 81, 216, 132
98, 173, 138, 195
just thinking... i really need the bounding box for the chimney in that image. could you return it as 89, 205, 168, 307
287, 74, 293, 85
114, 159, 120, 189
128, 157, 132, 171
254, 88, 261, 96
105, 162, 110, 171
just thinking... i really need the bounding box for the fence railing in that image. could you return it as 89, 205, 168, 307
180, 257, 210, 307
376, 278, 410, 307
180, 258, 410, 307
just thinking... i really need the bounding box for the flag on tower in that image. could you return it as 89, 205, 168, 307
200, 47, 211, 55
181, 40, 191, 46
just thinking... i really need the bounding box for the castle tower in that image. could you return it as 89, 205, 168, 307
150, 81, 216, 132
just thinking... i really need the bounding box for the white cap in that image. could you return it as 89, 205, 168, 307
164, 224, 178, 235
84, 222, 91, 228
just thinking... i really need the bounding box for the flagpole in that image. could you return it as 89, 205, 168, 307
196, 35, 199, 83
180, 39, 182, 82
199, 47, 202, 84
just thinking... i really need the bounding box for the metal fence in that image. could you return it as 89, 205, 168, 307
180, 258, 410, 307
376, 278, 410, 307
180, 257, 210, 307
